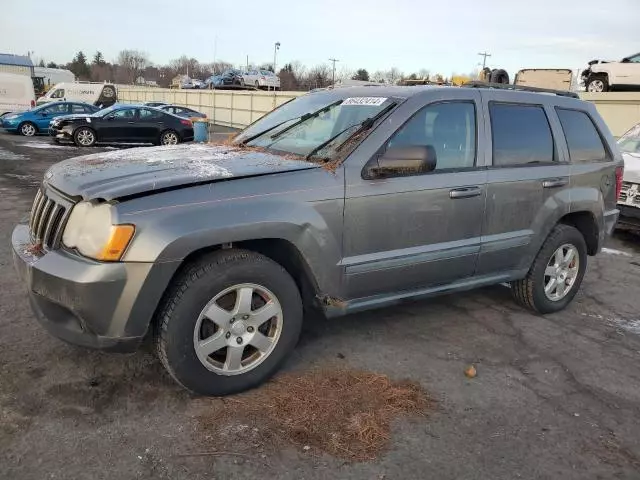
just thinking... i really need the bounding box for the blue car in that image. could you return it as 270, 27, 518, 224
1, 102, 100, 136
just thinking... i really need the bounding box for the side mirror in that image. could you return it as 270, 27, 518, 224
40, 112, 48, 117
365, 145, 437, 179
106, 116, 114, 121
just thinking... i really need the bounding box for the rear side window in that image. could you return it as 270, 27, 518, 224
490, 103, 555, 166
139, 108, 163, 120
72, 104, 87, 113
556, 109, 609, 163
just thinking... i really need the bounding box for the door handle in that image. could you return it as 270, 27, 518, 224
542, 178, 568, 188
449, 186, 482, 199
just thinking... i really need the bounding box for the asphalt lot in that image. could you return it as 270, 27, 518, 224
1, 132, 640, 480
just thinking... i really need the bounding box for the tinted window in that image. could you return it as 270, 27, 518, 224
139, 109, 164, 120
43, 103, 69, 114
490, 104, 554, 166
387, 102, 476, 171
71, 104, 88, 113
556, 109, 608, 163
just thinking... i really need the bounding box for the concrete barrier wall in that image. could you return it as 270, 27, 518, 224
579, 92, 640, 137
117, 86, 640, 137
116, 86, 304, 129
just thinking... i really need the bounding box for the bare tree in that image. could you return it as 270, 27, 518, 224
382, 67, 402, 85
117, 50, 149, 84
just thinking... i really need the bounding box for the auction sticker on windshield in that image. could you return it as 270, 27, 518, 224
342, 97, 388, 106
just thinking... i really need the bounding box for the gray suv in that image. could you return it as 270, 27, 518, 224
12, 84, 622, 396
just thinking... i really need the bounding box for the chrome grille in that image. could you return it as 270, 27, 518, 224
29, 188, 70, 249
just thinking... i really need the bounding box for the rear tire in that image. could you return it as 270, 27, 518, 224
155, 249, 303, 396
19, 122, 37, 136
511, 224, 587, 314
73, 127, 96, 147
586, 73, 609, 92
160, 129, 180, 145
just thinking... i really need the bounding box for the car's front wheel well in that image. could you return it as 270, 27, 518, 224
164, 239, 321, 311
559, 211, 599, 255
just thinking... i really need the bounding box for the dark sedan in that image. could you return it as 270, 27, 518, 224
49, 105, 194, 147
158, 105, 207, 119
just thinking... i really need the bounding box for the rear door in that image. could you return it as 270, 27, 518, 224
477, 92, 571, 277
343, 89, 488, 299
138, 108, 166, 142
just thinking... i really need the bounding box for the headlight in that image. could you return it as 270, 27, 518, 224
62, 201, 135, 261
5, 114, 18, 120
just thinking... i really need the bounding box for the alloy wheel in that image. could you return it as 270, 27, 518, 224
77, 129, 95, 146
588, 80, 604, 92
544, 243, 580, 301
193, 283, 283, 376
161, 132, 178, 145
21, 123, 36, 136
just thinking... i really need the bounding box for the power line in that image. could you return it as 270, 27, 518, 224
329, 58, 339, 85
477, 52, 491, 69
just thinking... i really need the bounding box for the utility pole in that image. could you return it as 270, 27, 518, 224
477, 51, 491, 69
329, 58, 339, 85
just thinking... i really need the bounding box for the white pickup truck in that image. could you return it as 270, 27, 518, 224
582, 53, 640, 92
617, 123, 640, 230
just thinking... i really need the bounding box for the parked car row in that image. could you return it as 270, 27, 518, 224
1, 101, 195, 146
204, 69, 280, 90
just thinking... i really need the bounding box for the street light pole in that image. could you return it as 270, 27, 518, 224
273, 42, 281, 74
329, 58, 339, 85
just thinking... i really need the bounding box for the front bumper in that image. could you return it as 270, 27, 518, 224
617, 204, 640, 229
11, 223, 178, 352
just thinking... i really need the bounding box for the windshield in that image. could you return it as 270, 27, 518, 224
234, 93, 395, 158
619, 123, 640, 154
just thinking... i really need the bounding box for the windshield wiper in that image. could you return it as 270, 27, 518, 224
269, 99, 343, 141
239, 99, 343, 145
305, 102, 397, 160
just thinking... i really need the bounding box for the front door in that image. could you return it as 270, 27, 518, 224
477, 93, 570, 276
343, 90, 487, 300
101, 107, 139, 142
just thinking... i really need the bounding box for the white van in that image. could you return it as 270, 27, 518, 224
0, 72, 36, 117
36, 82, 117, 107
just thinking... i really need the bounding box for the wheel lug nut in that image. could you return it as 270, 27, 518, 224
230, 318, 235, 323
247, 326, 254, 333
236, 337, 243, 344
225, 332, 231, 339
242, 315, 249, 320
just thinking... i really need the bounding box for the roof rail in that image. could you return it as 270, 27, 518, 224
464, 81, 579, 99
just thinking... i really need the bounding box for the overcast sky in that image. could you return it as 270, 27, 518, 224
2, 0, 638, 76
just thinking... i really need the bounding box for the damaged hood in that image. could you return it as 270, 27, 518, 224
44, 144, 319, 200
623, 152, 640, 184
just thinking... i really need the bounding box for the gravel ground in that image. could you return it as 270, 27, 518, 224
1, 132, 640, 480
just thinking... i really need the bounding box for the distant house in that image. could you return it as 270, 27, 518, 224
0, 53, 34, 77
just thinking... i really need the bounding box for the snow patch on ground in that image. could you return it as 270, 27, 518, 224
17, 142, 75, 150
0, 146, 26, 161
602, 247, 632, 257
581, 312, 640, 335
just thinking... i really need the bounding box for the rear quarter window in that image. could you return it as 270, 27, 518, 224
555, 108, 609, 163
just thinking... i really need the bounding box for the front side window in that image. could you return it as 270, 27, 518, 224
43, 103, 69, 114
108, 108, 137, 120
387, 102, 476, 171
50, 89, 64, 99
556, 109, 609, 162
490, 103, 555, 166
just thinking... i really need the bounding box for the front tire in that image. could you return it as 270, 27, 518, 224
73, 127, 96, 147
586, 74, 609, 92
511, 224, 587, 314
160, 129, 180, 145
155, 249, 303, 396
19, 122, 37, 136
